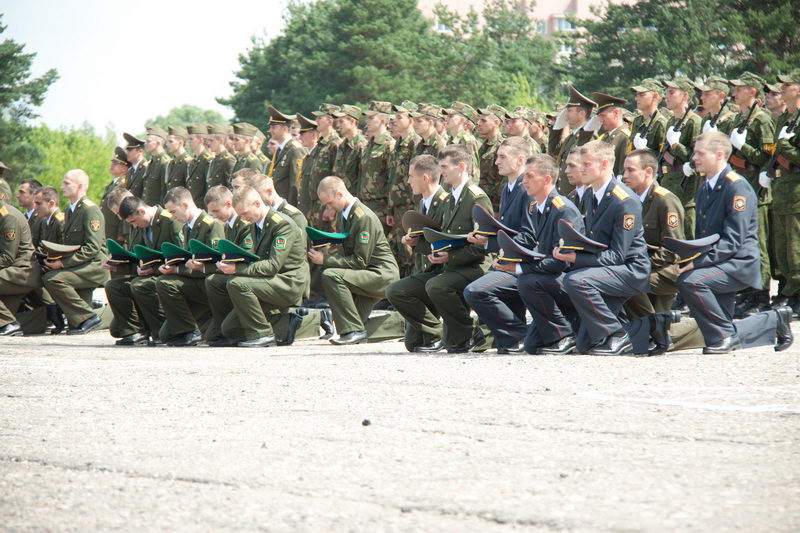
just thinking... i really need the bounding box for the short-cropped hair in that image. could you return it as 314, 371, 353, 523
438, 144, 473, 172
626, 149, 658, 173
163, 186, 193, 206
696, 131, 733, 159
35, 186, 59, 204
500, 136, 531, 160
119, 196, 146, 219
525, 154, 558, 180
410, 155, 441, 182
579, 140, 615, 166
204, 185, 232, 206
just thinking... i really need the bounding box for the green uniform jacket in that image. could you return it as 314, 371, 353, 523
142, 152, 171, 207
333, 133, 368, 190
629, 109, 668, 153
59, 197, 108, 284
641, 183, 684, 280
660, 110, 702, 208
207, 150, 236, 189
101, 177, 127, 242
0, 203, 37, 287
358, 131, 396, 220
305, 132, 342, 210
412, 187, 449, 273
40, 209, 65, 245
323, 200, 398, 279
224, 214, 253, 249
232, 152, 262, 176
770, 109, 800, 214
298, 149, 317, 216
598, 127, 630, 177
438, 183, 493, 273
234, 208, 308, 305
478, 132, 505, 210
256, 150, 269, 168
521, 133, 542, 155
276, 199, 307, 231
126, 160, 148, 199
141, 208, 184, 251
269, 138, 305, 203
178, 210, 224, 278
412, 132, 447, 160
388, 131, 421, 213
165, 152, 191, 195
0, 178, 12, 204
554, 127, 595, 195
186, 150, 213, 208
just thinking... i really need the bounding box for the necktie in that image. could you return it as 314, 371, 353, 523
591, 194, 599, 216
254, 224, 262, 242
147, 226, 153, 245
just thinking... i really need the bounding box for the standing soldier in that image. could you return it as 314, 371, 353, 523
332, 105, 368, 191
550, 86, 597, 194
164, 125, 191, 195
590, 92, 630, 177
296, 113, 321, 217
185, 124, 213, 208
205, 124, 236, 189
103, 147, 130, 244
265, 105, 305, 205
359, 101, 396, 234
475, 105, 507, 210
629, 78, 668, 153
529, 112, 549, 154
765, 82, 786, 122
252, 129, 270, 168
443, 102, 481, 179
660, 77, 703, 238
410, 103, 447, 160
307, 104, 343, 228
697, 76, 737, 133
141, 126, 171, 207
230, 123, 263, 175
123, 133, 148, 199
504, 106, 542, 154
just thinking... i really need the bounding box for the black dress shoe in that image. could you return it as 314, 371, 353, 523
702, 335, 742, 354
147, 337, 165, 347
319, 309, 334, 340
413, 339, 444, 353
66, 314, 102, 335
446, 340, 472, 354
115, 332, 147, 346
589, 331, 633, 356
46, 304, 65, 335
238, 335, 277, 347
167, 331, 199, 347
278, 312, 303, 346
0, 321, 23, 336
497, 343, 525, 355
539, 335, 577, 355
330, 330, 367, 345
208, 337, 238, 347
372, 299, 395, 311
774, 305, 794, 352
648, 311, 682, 356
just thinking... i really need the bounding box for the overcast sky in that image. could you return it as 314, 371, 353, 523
4, 0, 288, 143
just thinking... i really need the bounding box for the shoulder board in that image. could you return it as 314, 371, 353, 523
203, 151, 213, 160
290, 139, 303, 149
271, 213, 283, 224
83, 199, 95, 207
142, 160, 150, 168
203, 216, 214, 225
223, 152, 233, 159
186, 156, 193, 163
438, 192, 448, 202
161, 210, 172, 218
354, 206, 364, 218
611, 186, 629, 200
284, 203, 299, 213
654, 186, 669, 196
468, 184, 486, 197
248, 153, 258, 160
0, 206, 7, 216
725, 171, 742, 182
551, 196, 565, 209
55, 212, 65, 222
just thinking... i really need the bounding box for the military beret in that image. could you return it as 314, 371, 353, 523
311, 103, 341, 118
497, 229, 544, 264
591, 92, 628, 113
266, 105, 296, 126
444, 101, 479, 123
410, 103, 444, 119
477, 104, 509, 120
146, 126, 168, 140
168, 125, 188, 140
662, 77, 695, 94
557, 219, 608, 254
472, 203, 518, 253
777, 70, 800, 84
40, 240, 80, 261
106, 239, 137, 265
505, 106, 536, 122
565, 85, 597, 110
306, 226, 349, 249
187, 124, 209, 135
161, 242, 192, 266
233, 122, 259, 137
133, 244, 165, 267
694, 76, 729, 93
296, 113, 318, 132
401, 210, 441, 236
217, 238, 260, 263
364, 100, 394, 116
111, 146, 131, 168
630, 78, 664, 96
208, 124, 233, 135
729, 72, 766, 97
189, 238, 222, 263
123, 132, 145, 149
332, 104, 363, 120
662, 234, 720, 264
422, 227, 469, 254
764, 82, 782, 94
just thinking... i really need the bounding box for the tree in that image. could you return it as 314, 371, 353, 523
722, 0, 800, 75
145, 104, 228, 130
0, 15, 59, 186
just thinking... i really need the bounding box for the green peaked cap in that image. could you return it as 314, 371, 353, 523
189, 238, 222, 262
106, 239, 137, 264
161, 242, 192, 265
133, 244, 164, 267
217, 239, 260, 263
306, 226, 349, 248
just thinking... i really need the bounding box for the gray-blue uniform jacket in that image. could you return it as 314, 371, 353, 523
521, 190, 584, 275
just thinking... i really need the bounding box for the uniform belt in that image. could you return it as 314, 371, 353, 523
728, 154, 755, 171
776, 154, 800, 173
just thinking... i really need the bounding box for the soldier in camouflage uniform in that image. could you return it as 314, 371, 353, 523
185, 124, 213, 208
307, 104, 343, 229
442, 102, 481, 183
230, 122, 263, 175
410, 103, 448, 160
141, 126, 171, 207
549, 85, 597, 194
476, 104, 507, 211
164, 125, 191, 196
629, 78, 668, 154
359, 101, 396, 234
252, 128, 270, 168
205, 124, 236, 189
503, 106, 542, 155
529, 112, 549, 154
332, 105, 368, 192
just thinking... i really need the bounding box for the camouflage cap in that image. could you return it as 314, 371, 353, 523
331, 104, 363, 120
533, 111, 549, 125
232, 122, 259, 137
398, 100, 419, 113
410, 103, 444, 119
505, 106, 536, 122
565, 85, 597, 110
311, 103, 341, 118
208, 124, 233, 135
728, 72, 766, 96
662, 77, 694, 94
764, 82, 782, 94
167, 125, 188, 139
630, 78, 664, 96
477, 104, 508, 120
777, 70, 800, 84
296, 113, 318, 132
694, 76, 729, 93
590, 92, 627, 112
187, 124, 209, 135
266, 105, 296, 126
146, 126, 168, 140
443, 101, 479, 123
364, 100, 394, 116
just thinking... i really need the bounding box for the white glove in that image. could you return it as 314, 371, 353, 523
553, 108, 568, 130
758, 171, 773, 188
730, 128, 747, 150
583, 114, 601, 132
778, 126, 796, 141
702, 121, 718, 133
682, 162, 694, 177
665, 126, 681, 146
633, 133, 648, 150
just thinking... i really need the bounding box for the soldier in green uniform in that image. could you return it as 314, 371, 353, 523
359, 101, 397, 233
205, 124, 236, 189
442, 102, 481, 180
0, 197, 41, 336
265, 105, 306, 205
32, 186, 65, 244
252, 128, 270, 168
621, 150, 685, 316
476, 105, 507, 210
153, 187, 225, 345
204, 185, 253, 247
255, 174, 307, 231
332, 105, 368, 191
123, 133, 148, 199
102, 147, 130, 244
660, 77, 703, 239
529, 112, 549, 154
103, 188, 138, 280
105, 195, 184, 345
16, 178, 43, 249
764, 82, 786, 123
308, 176, 400, 345
42, 169, 109, 334
763, 70, 800, 312
164, 125, 191, 195
387, 145, 493, 353
591, 92, 631, 177
185, 124, 213, 208
629, 78, 669, 153
296, 113, 320, 217
0, 161, 13, 204
205, 186, 308, 347
231, 122, 263, 176
504, 106, 542, 154
141, 126, 171, 207
410, 104, 448, 160
549, 85, 597, 194
306, 104, 343, 229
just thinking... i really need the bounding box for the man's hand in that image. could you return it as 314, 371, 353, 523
44, 259, 64, 270
492, 258, 516, 273
675, 261, 694, 275
401, 234, 419, 247
158, 264, 178, 275
215, 261, 236, 275
185, 259, 204, 271
467, 232, 488, 246
427, 251, 449, 264
307, 248, 324, 265
632, 133, 648, 150
101, 260, 117, 272
552, 246, 576, 263
137, 266, 155, 276
665, 126, 681, 146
